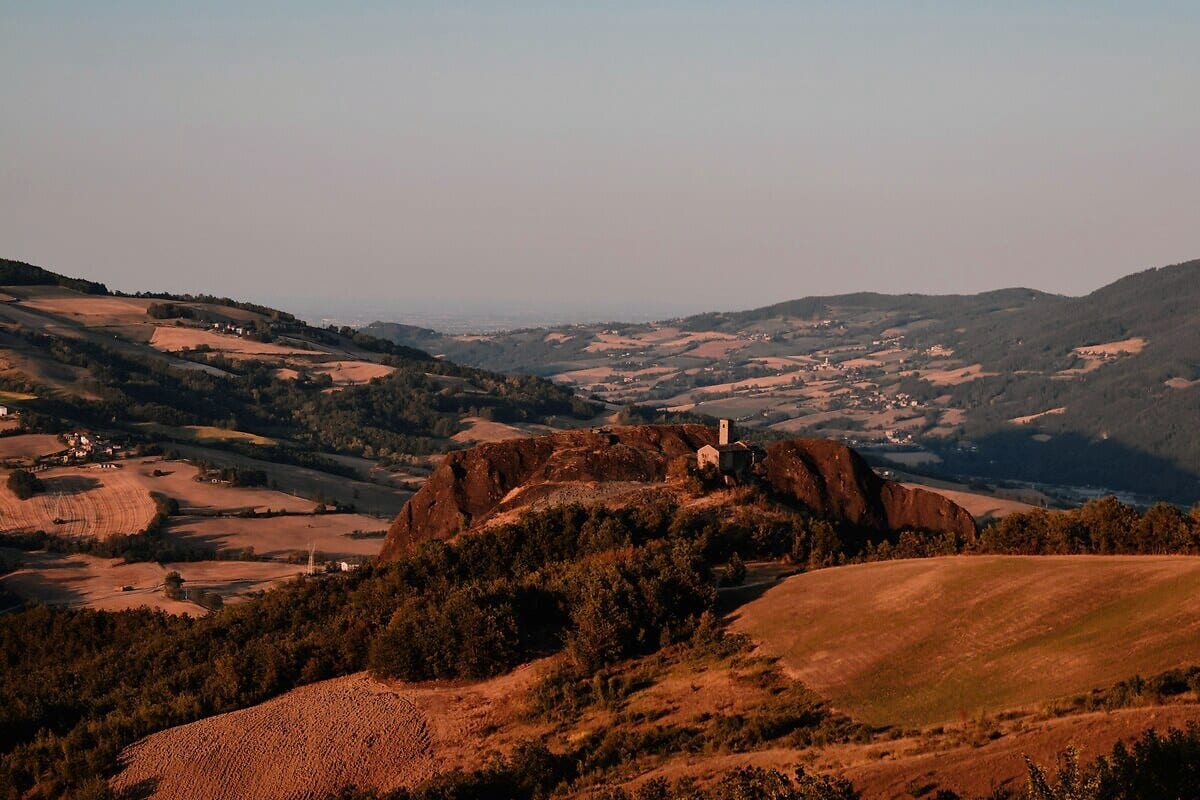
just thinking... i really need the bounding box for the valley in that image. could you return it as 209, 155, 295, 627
367, 259, 1200, 504
2, 258, 1200, 799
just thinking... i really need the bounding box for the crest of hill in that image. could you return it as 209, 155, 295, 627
380, 425, 976, 559
0, 257, 109, 295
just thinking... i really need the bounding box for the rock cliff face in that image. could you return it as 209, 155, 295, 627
380, 425, 976, 560
379, 425, 715, 559
762, 438, 977, 539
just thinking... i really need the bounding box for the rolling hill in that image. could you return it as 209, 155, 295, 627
366, 258, 1200, 503
0, 257, 597, 481
734, 554, 1200, 727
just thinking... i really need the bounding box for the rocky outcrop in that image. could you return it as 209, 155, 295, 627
762, 438, 977, 539
379, 425, 715, 559
380, 425, 977, 560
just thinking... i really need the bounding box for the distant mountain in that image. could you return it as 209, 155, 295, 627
365, 259, 1200, 502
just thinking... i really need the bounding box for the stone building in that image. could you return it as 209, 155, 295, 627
696, 418, 754, 477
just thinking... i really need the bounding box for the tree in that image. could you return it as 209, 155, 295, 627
162, 571, 184, 600
6, 469, 44, 500
720, 552, 747, 586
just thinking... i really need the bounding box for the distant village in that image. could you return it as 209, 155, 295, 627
56, 431, 124, 467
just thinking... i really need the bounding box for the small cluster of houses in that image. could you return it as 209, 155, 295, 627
210, 321, 251, 337
59, 431, 121, 465
883, 429, 916, 445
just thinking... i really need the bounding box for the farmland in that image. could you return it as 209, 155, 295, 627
109, 663, 552, 800
366, 260, 1200, 503
0, 550, 303, 616
733, 555, 1200, 727
164, 513, 385, 560
0, 465, 158, 537
0, 433, 65, 461
0, 456, 391, 615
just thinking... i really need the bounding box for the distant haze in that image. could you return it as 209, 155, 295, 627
2, 3, 1198, 318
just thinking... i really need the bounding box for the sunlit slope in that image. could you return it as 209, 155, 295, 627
733, 555, 1200, 727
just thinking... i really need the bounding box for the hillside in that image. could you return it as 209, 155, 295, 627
105, 555, 1200, 800
366, 258, 1200, 503
380, 424, 976, 559
734, 555, 1200, 727
0, 257, 596, 619
0, 257, 596, 483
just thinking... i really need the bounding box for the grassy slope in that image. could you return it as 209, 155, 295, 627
733, 555, 1200, 727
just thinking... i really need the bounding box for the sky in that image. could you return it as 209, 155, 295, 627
2, 2, 1198, 321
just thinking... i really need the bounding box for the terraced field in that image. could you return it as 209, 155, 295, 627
733, 555, 1200, 727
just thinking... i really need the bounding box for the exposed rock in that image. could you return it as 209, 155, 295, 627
762, 438, 977, 540
380, 425, 976, 560
380, 425, 714, 559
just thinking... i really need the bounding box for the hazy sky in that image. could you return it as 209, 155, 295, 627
2, 2, 1198, 319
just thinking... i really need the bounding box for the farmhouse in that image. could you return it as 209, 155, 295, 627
696, 419, 755, 477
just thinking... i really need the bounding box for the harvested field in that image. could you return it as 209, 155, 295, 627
1074, 337, 1146, 357
913, 363, 996, 386
840, 357, 882, 369
308, 359, 394, 384
687, 338, 746, 359
116, 673, 438, 800
128, 460, 315, 514
553, 366, 616, 383
733, 555, 1200, 727
0, 465, 157, 537
0, 433, 64, 460
451, 416, 534, 444
112, 665, 548, 800
0, 549, 300, 615
133, 423, 276, 446
149, 327, 314, 356
584, 333, 645, 352
20, 295, 153, 322
166, 446, 411, 518
1011, 407, 1066, 425
165, 513, 386, 560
